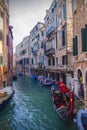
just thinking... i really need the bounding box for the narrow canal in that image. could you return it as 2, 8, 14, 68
0, 76, 77, 130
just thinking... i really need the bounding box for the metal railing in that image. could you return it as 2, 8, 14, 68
76, 100, 87, 112
45, 65, 73, 71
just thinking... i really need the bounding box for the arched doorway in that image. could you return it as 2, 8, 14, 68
77, 69, 84, 99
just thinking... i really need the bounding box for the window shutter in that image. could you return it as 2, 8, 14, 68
6, 35, 9, 46
0, 56, 3, 65
81, 28, 85, 52
73, 37, 75, 56
75, 36, 78, 55
73, 36, 78, 56
62, 30, 65, 46
0, 30, 4, 41
84, 27, 87, 51
63, 4, 66, 19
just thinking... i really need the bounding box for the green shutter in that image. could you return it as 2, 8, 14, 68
75, 36, 78, 55
73, 37, 75, 56
84, 27, 87, 52
73, 36, 78, 56
0, 56, 3, 65
81, 28, 85, 52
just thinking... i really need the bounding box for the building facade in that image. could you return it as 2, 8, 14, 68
44, 0, 73, 87
30, 22, 46, 76
16, 36, 31, 75
8, 26, 13, 84
73, 0, 87, 99
0, 0, 10, 87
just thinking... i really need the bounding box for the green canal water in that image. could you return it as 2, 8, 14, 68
0, 76, 77, 130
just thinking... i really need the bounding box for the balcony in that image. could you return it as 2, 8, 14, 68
45, 48, 55, 56
46, 26, 55, 37
32, 50, 38, 55
30, 64, 39, 70
44, 65, 73, 72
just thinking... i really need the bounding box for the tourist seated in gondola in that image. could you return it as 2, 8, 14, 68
53, 91, 65, 108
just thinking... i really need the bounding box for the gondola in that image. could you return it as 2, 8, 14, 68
53, 103, 70, 121
41, 78, 53, 87
37, 75, 45, 83
0, 86, 15, 110
51, 85, 70, 121
31, 75, 37, 80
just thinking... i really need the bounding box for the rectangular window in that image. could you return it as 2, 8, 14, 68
0, 11, 3, 18
81, 26, 87, 52
47, 16, 49, 21
52, 57, 55, 66
62, 28, 66, 46
0, 30, 4, 41
37, 34, 40, 39
51, 8, 54, 13
48, 59, 51, 65
56, 57, 58, 66
56, 14, 59, 27
62, 55, 67, 65
56, 33, 58, 49
73, 36, 78, 56
63, 4, 66, 19
6, 35, 9, 46
0, 56, 3, 65
36, 26, 38, 31
41, 30, 44, 36
31, 58, 33, 65
6, 17, 9, 26
26, 58, 29, 64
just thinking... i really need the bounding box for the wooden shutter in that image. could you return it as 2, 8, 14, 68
0, 56, 3, 65
81, 28, 85, 52
73, 37, 75, 56
75, 36, 78, 55
84, 27, 87, 51
73, 36, 78, 56
62, 30, 65, 46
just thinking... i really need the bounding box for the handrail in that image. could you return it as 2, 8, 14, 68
76, 100, 87, 112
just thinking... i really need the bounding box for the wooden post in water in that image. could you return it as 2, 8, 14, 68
69, 90, 74, 119
84, 84, 87, 109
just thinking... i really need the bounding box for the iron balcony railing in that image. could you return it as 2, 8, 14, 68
46, 26, 55, 37
44, 65, 73, 71
32, 50, 38, 55
45, 48, 55, 56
